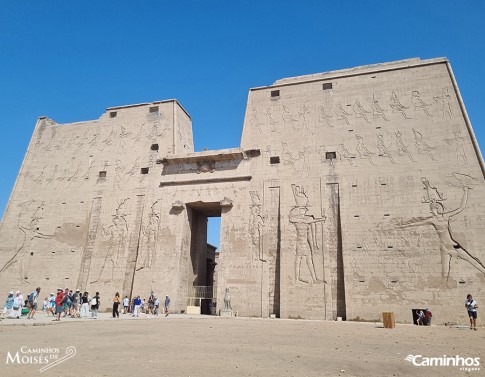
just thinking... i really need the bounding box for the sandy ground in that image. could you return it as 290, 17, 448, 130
0, 313, 483, 377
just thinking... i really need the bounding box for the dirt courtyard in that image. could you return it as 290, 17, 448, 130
0, 315, 483, 377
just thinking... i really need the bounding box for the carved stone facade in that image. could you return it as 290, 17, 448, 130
1, 58, 484, 323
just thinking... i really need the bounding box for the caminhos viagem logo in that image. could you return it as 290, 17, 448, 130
404, 354, 480, 372
5, 345, 76, 373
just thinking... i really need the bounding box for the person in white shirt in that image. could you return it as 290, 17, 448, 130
465, 294, 478, 331
9, 291, 23, 319
123, 296, 129, 314
47, 293, 55, 316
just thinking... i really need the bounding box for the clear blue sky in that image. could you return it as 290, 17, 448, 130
1, 1, 484, 249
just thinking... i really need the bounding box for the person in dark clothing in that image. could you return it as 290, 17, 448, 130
112, 292, 120, 318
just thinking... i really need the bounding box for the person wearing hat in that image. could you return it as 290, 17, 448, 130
9, 291, 23, 319
53, 288, 64, 321
47, 293, 55, 316
3, 291, 15, 315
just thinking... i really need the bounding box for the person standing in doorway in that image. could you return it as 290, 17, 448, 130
465, 294, 478, 331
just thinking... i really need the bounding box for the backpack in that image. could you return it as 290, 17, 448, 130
28, 292, 35, 303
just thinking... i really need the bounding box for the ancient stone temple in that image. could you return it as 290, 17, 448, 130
0, 57, 484, 323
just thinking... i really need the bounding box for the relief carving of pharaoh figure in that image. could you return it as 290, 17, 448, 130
289, 185, 325, 284
395, 175, 485, 284
138, 200, 160, 270
0, 202, 54, 283
92, 199, 130, 283
249, 191, 264, 261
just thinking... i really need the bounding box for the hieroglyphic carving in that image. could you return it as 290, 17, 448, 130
421, 177, 446, 203
100, 129, 116, 151
79, 160, 95, 186
65, 161, 81, 188
282, 106, 299, 131
395, 131, 416, 162
88, 132, 99, 148
249, 191, 264, 261
353, 101, 371, 123
372, 95, 390, 121
289, 184, 325, 284
45, 165, 59, 187
74, 130, 90, 153
318, 106, 332, 127
299, 103, 311, 135
281, 142, 297, 171
334, 104, 352, 125
250, 109, 263, 133
132, 122, 146, 143
265, 107, 278, 132
355, 135, 375, 165
445, 130, 467, 166
298, 148, 311, 178
337, 144, 356, 166
376, 134, 396, 164
411, 91, 433, 117
433, 87, 452, 119
125, 157, 140, 178
118, 126, 132, 154
396, 176, 485, 282
33, 166, 47, 188
389, 91, 410, 119
413, 129, 436, 160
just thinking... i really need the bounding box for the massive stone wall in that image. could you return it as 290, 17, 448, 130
0, 58, 483, 323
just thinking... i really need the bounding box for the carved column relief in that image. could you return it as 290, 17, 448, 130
122, 195, 145, 298
262, 185, 281, 318
76, 197, 102, 289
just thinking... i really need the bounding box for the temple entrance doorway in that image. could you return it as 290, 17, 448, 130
186, 201, 220, 315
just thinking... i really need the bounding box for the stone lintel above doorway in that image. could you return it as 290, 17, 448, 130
156, 148, 260, 166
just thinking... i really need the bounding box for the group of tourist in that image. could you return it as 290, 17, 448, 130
415, 308, 433, 326
2, 287, 171, 321
125, 291, 171, 317
413, 294, 478, 329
